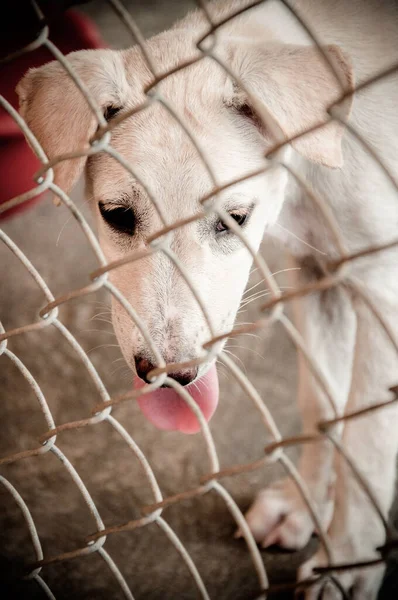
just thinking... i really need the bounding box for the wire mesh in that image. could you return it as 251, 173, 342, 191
1, 0, 398, 598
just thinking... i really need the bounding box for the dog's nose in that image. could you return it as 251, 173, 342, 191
168, 368, 198, 387
134, 356, 197, 386
134, 356, 156, 383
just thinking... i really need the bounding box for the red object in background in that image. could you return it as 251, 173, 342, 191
0, 10, 105, 220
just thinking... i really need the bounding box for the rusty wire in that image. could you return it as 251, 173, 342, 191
1, 0, 398, 598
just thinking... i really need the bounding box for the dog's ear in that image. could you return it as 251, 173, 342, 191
223, 43, 354, 168
16, 49, 130, 193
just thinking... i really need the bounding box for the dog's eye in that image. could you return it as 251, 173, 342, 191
103, 105, 122, 122
99, 203, 135, 235
216, 212, 248, 234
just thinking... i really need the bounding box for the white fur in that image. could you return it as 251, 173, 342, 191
16, 1, 398, 597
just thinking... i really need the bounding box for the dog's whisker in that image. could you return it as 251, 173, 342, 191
111, 364, 129, 377
241, 285, 295, 304
237, 332, 261, 340
189, 380, 203, 396
122, 369, 133, 381
243, 278, 267, 297
222, 349, 247, 373
243, 268, 300, 299
226, 344, 266, 361
240, 286, 296, 309
87, 300, 111, 309
56, 213, 75, 247
91, 317, 114, 326
90, 312, 112, 322
87, 343, 121, 353
240, 290, 272, 305
270, 266, 302, 277
274, 222, 327, 255
239, 293, 272, 309
82, 329, 116, 336
111, 357, 127, 365
215, 360, 230, 382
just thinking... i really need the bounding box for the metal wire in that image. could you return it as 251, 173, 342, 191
1, 0, 397, 598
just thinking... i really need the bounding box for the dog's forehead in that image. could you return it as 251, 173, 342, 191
90, 97, 259, 212
89, 38, 264, 213
120, 31, 229, 106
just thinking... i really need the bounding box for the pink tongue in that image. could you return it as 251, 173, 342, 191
135, 365, 219, 434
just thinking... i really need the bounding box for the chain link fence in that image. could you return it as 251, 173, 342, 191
1, 0, 398, 598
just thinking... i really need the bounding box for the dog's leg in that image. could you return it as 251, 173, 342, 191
244, 258, 357, 550
300, 284, 398, 600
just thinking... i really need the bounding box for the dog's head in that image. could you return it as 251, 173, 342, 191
17, 31, 352, 429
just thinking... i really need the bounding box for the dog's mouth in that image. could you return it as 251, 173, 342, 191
134, 364, 219, 434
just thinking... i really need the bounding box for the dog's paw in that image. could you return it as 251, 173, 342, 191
238, 479, 331, 550
298, 547, 385, 600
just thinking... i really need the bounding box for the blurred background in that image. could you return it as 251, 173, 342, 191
0, 2, 396, 599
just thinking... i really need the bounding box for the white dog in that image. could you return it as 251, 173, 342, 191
17, 0, 398, 597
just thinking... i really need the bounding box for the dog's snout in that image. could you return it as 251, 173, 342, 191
134, 356, 197, 386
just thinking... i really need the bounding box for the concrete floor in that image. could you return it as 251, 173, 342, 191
0, 1, 397, 599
